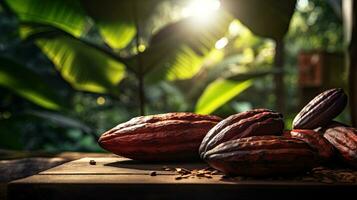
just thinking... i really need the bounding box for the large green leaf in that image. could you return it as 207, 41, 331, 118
35, 34, 126, 94
221, 0, 296, 39
0, 57, 65, 110
195, 69, 281, 114
81, 0, 136, 49
91, 21, 135, 50
5, 0, 86, 37
81, 0, 161, 49
195, 79, 253, 115
18, 22, 127, 94
130, 12, 232, 82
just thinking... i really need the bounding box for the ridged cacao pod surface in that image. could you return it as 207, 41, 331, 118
199, 109, 284, 158
324, 124, 357, 168
204, 135, 318, 176
283, 129, 335, 162
99, 112, 221, 161
292, 88, 347, 129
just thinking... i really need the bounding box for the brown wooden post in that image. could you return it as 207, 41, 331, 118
349, 37, 357, 126
274, 38, 285, 114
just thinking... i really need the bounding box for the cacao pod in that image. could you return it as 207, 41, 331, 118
324, 124, 357, 168
98, 112, 221, 161
283, 129, 335, 162
203, 136, 318, 176
292, 88, 347, 129
199, 109, 284, 158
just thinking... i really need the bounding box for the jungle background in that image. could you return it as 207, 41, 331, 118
0, 0, 352, 153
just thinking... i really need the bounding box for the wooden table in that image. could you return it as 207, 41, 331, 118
0, 152, 107, 200
7, 157, 357, 200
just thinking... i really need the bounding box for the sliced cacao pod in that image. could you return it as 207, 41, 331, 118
292, 88, 347, 129
98, 112, 221, 161
199, 109, 284, 158
283, 129, 335, 162
323, 124, 357, 168
204, 136, 318, 176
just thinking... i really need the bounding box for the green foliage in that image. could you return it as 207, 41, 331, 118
133, 13, 232, 82
6, 0, 232, 96
0, 57, 66, 110
286, 0, 343, 52
5, 0, 86, 37
80, 0, 140, 49
90, 21, 135, 50
195, 69, 280, 114
2, 0, 298, 105
195, 79, 252, 115
36, 35, 126, 94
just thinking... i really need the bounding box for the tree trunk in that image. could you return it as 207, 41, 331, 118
349, 57, 357, 127
345, 0, 357, 126
138, 74, 146, 116
274, 38, 285, 114
349, 28, 357, 127
133, 0, 146, 116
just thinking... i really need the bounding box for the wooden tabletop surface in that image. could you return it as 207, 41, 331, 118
7, 156, 357, 200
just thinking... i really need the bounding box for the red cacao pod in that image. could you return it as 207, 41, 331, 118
99, 112, 221, 161
199, 109, 284, 158
292, 88, 347, 129
283, 129, 335, 162
204, 136, 318, 176
324, 124, 357, 168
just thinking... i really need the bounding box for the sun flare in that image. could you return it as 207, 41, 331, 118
215, 37, 228, 49
181, 0, 221, 22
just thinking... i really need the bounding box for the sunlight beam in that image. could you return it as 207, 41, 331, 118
181, 0, 221, 22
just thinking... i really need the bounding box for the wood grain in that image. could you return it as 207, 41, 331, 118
7, 157, 357, 200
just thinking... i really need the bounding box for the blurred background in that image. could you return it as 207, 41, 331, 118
0, 0, 355, 153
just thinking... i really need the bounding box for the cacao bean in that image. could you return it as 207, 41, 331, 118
199, 109, 284, 158
283, 129, 335, 162
204, 135, 318, 176
98, 112, 221, 161
323, 124, 357, 168
292, 88, 347, 129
